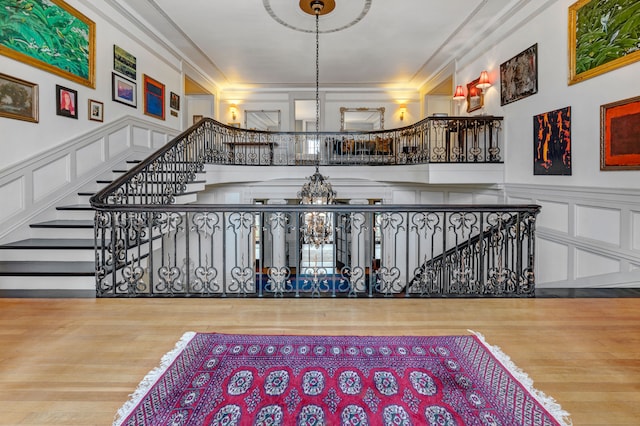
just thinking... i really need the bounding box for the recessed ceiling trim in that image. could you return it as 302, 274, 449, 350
263, 0, 371, 33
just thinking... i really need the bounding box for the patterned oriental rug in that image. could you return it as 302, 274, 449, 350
114, 332, 572, 426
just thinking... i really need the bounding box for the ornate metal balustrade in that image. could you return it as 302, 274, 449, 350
91, 204, 539, 298
90, 115, 537, 298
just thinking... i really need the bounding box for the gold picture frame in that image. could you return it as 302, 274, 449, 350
0, 0, 95, 88
0, 72, 38, 123
568, 0, 640, 85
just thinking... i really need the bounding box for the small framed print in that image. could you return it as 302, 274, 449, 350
143, 74, 165, 120
56, 84, 78, 119
0, 72, 38, 123
113, 45, 136, 80
193, 114, 203, 125
112, 73, 136, 108
88, 99, 103, 122
466, 77, 483, 113
170, 91, 180, 110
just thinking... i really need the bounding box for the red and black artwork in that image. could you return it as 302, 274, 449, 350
533, 106, 571, 175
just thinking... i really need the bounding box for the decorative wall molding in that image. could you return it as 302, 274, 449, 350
0, 116, 178, 242
506, 183, 640, 288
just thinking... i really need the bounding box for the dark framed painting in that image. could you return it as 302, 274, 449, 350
56, 84, 78, 119
112, 73, 137, 108
500, 44, 538, 106
600, 96, 640, 170
0, 72, 38, 123
533, 106, 571, 175
0, 0, 95, 88
113, 45, 136, 80
466, 78, 483, 113
143, 74, 165, 120
88, 99, 103, 122
569, 0, 640, 85
170, 92, 180, 110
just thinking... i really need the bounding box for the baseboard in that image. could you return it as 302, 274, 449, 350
0, 289, 95, 298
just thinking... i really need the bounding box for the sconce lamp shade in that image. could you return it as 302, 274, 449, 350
399, 103, 407, 121
453, 85, 465, 100
476, 71, 491, 89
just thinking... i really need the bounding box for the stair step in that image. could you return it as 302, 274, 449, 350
57, 204, 94, 211
0, 238, 96, 261
0, 238, 95, 249
0, 261, 94, 276
30, 220, 94, 229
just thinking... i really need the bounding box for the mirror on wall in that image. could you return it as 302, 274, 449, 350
245, 110, 281, 131
340, 107, 385, 131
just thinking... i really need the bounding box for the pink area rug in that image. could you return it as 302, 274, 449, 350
114, 332, 571, 425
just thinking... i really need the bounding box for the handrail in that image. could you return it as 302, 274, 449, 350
91, 115, 503, 208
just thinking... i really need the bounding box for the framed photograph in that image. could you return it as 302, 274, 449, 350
88, 99, 103, 122
56, 85, 78, 119
0, 0, 95, 88
170, 92, 180, 110
113, 45, 136, 80
112, 73, 136, 108
466, 78, 483, 113
0, 72, 38, 122
500, 44, 538, 106
569, 0, 640, 85
143, 74, 165, 120
533, 106, 571, 175
600, 96, 640, 170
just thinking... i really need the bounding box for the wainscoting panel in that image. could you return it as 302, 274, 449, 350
506, 184, 640, 288
152, 131, 168, 149
33, 155, 70, 202
109, 127, 130, 156
537, 200, 569, 233
76, 139, 106, 177
575, 249, 620, 279
575, 204, 620, 246
536, 239, 569, 283
132, 126, 150, 149
0, 178, 24, 222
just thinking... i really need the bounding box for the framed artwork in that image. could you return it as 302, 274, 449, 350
113, 45, 136, 80
193, 115, 203, 125
600, 96, 640, 170
228, 122, 241, 128
170, 92, 180, 110
112, 73, 136, 108
533, 106, 571, 175
143, 74, 165, 120
0, 0, 95, 88
0, 72, 38, 123
56, 84, 77, 119
569, 0, 640, 85
88, 99, 103, 122
500, 44, 538, 106
466, 78, 483, 113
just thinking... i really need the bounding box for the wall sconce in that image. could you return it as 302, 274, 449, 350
230, 104, 237, 121
453, 85, 465, 100
399, 104, 407, 121
476, 71, 491, 90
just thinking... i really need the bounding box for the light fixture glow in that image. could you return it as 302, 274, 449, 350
477, 71, 491, 89
453, 85, 465, 100
399, 104, 407, 121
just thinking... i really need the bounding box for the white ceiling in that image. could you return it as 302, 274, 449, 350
119, 0, 530, 91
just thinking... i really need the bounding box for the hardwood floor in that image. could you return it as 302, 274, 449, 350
0, 297, 639, 425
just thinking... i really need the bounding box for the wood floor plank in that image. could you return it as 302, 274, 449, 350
0, 298, 639, 424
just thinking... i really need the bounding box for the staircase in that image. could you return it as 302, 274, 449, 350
0, 161, 205, 297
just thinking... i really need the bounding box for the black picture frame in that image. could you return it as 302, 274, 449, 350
112, 72, 137, 108
170, 91, 180, 111
500, 44, 538, 106
56, 84, 78, 119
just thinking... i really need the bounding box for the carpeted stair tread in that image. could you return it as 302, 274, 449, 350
0, 261, 95, 276
30, 220, 94, 228
0, 238, 96, 249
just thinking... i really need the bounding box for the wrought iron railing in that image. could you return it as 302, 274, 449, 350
90, 115, 537, 298
91, 204, 539, 298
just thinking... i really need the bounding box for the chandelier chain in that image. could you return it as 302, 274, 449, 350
315, 12, 320, 138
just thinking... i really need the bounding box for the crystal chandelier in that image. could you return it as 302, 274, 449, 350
298, 0, 337, 247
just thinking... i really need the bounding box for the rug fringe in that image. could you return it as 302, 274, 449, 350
468, 330, 573, 426
113, 331, 197, 426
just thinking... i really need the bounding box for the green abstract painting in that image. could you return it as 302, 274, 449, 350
0, 0, 95, 87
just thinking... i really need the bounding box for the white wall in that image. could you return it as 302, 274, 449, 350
0, 0, 184, 172
454, 0, 640, 287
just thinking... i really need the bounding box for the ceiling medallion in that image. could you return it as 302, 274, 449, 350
299, 0, 335, 16
263, 0, 371, 34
